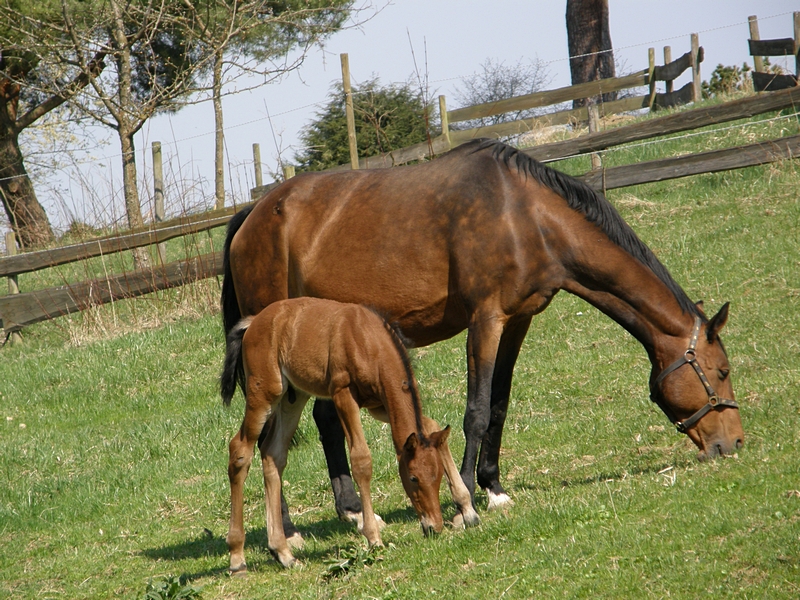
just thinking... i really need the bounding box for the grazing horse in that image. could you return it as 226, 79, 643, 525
220, 297, 478, 571
221, 138, 744, 536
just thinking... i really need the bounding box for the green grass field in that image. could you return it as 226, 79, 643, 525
1, 104, 799, 598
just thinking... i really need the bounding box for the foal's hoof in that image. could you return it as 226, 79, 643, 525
451, 508, 481, 530
228, 562, 247, 577
486, 491, 514, 511
349, 511, 386, 533
286, 531, 305, 550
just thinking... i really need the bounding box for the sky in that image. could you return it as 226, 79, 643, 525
33, 0, 799, 229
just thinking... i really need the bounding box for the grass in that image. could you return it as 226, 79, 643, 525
1, 100, 800, 598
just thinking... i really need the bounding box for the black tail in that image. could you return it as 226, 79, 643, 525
221, 204, 255, 336
220, 319, 251, 405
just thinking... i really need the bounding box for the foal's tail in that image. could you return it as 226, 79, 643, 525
220, 318, 253, 406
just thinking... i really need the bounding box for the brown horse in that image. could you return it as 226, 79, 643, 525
222, 138, 743, 535
220, 297, 478, 571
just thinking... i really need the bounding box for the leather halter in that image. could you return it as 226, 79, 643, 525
650, 317, 739, 434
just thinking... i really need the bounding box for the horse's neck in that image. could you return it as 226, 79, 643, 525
381, 381, 424, 454
559, 237, 694, 359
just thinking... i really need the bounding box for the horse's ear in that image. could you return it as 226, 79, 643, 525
404, 432, 419, 455
430, 425, 451, 448
695, 300, 706, 317
706, 302, 730, 342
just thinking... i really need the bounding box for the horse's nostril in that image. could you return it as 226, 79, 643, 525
735, 438, 743, 449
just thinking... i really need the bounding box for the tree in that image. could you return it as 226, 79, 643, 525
295, 78, 432, 172
0, 0, 104, 248
453, 57, 551, 130
565, 0, 615, 108
178, 0, 354, 209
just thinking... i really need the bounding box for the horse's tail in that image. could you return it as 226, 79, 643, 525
220, 317, 254, 405
221, 204, 255, 336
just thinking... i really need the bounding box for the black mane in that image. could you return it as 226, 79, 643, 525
473, 139, 702, 320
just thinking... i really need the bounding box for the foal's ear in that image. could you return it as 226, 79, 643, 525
706, 302, 730, 342
430, 425, 451, 448
404, 432, 419, 455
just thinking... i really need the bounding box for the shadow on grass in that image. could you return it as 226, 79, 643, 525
140, 506, 419, 572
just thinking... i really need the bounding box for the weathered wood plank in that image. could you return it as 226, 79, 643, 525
577, 133, 800, 191
654, 82, 694, 109
748, 38, 796, 56
0, 215, 232, 278
752, 71, 798, 92
0, 253, 224, 332
653, 49, 692, 82
447, 71, 648, 123
524, 85, 800, 162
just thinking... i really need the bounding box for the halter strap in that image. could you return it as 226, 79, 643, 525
650, 317, 739, 434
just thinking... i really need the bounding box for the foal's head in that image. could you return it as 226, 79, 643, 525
398, 427, 449, 536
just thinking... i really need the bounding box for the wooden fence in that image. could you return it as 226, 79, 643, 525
748, 12, 800, 92
3, 57, 800, 337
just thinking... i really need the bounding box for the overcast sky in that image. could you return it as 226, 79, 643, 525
42, 0, 798, 227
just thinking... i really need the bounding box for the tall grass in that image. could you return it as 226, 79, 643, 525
1, 102, 799, 598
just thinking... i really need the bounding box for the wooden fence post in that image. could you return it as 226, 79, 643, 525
587, 100, 602, 170
253, 143, 263, 188
5, 231, 22, 344
663, 46, 673, 93
151, 142, 166, 265
794, 11, 800, 75
690, 33, 701, 102
748, 16, 765, 72
340, 53, 359, 170
439, 95, 451, 150
648, 47, 657, 109
282, 165, 295, 180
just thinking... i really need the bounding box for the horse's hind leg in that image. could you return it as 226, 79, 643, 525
260, 391, 310, 568
477, 316, 531, 510
313, 399, 363, 522
227, 393, 274, 573
422, 416, 480, 529
332, 388, 382, 547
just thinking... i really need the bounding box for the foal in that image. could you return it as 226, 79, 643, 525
220, 297, 478, 570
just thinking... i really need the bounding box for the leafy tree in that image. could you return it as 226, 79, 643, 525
295, 78, 432, 171
566, 0, 616, 108
452, 57, 551, 130
177, 0, 354, 209
0, 0, 103, 248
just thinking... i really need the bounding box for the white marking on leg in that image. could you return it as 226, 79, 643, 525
486, 490, 514, 511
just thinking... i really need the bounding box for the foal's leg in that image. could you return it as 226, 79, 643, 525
421, 416, 480, 528
313, 399, 363, 522
227, 393, 274, 573
260, 392, 310, 568
477, 316, 532, 510
332, 388, 382, 547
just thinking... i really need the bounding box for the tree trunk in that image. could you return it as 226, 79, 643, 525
566, 0, 616, 109
118, 128, 150, 270
0, 70, 55, 249
213, 50, 225, 210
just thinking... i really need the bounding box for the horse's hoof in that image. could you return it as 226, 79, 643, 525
451, 512, 465, 529
486, 491, 514, 511
452, 508, 480, 529
286, 531, 305, 549
228, 562, 247, 576
351, 512, 386, 533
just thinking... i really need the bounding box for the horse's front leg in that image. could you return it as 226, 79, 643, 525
313, 398, 363, 522
477, 315, 532, 510
460, 314, 506, 506
332, 388, 382, 547
421, 416, 480, 528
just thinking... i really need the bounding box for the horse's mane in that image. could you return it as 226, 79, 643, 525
368, 308, 431, 443
472, 139, 702, 320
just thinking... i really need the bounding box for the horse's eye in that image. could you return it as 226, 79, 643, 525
719, 369, 730, 381
409, 475, 419, 484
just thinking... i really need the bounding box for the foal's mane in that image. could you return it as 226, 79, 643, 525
473, 139, 702, 319
368, 308, 430, 442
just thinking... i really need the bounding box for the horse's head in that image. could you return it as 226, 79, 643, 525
398, 427, 449, 536
651, 303, 744, 461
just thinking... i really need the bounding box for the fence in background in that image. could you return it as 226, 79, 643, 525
747, 12, 800, 91
3, 30, 800, 338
